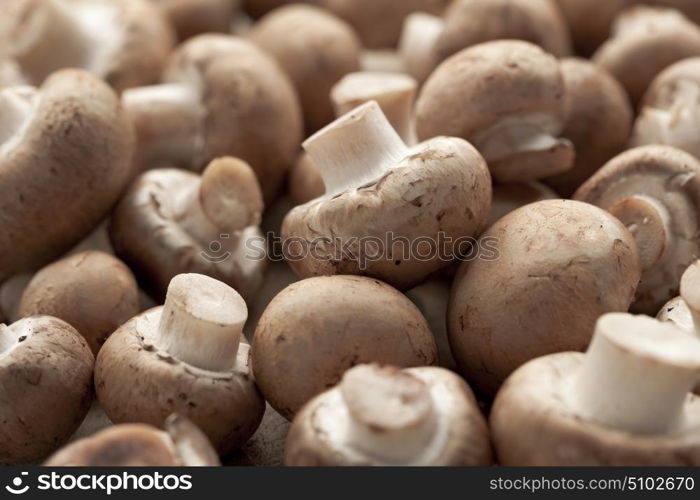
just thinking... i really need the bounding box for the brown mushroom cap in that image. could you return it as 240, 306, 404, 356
593, 6, 700, 105
0, 316, 94, 464
415, 40, 573, 183
45, 415, 221, 466
17, 250, 140, 355
574, 145, 700, 314
448, 199, 641, 397
0, 0, 174, 91
154, 0, 238, 40
285, 364, 492, 466
553, 0, 627, 56
109, 167, 266, 303
0, 70, 135, 280
288, 152, 325, 206
95, 274, 265, 456
252, 4, 361, 134
252, 276, 438, 420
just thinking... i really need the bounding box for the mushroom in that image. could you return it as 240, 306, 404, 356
545, 58, 633, 197
286, 364, 492, 466
360, 50, 405, 74
399, 0, 571, 84
574, 145, 700, 314
0, 0, 174, 91
552, 0, 628, 56
448, 199, 641, 396
487, 182, 558, 228
251, 4, 361, 134
152, 0, 239, 40
0, 316, 94, 464
592, 6, 700, 105
121, 34, 302, 200
415, 41, 574, 183
17, 251, 140, 355
288, 152, 326, 206
95, 273, 265, 456
658, 261, 700, 343
631, 57, 700, 158
109, 158, 266, 303
0, 59, 26, 87
0, 70, 135, 281
282, 101, 491, 290
491, 313, 700, 465
45, 415, 220, 466
252, 276, 438, 420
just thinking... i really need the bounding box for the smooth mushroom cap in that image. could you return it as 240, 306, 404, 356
0, 70, 135, 281
415, 40, 573, 183
553, 0, 627, 56
487, 182, 558, 227
251, 4, 361, 134
0, 0, 175, 91
45, 415, 221, 466
154, 0, 239, 40
545, 58, 633, 197
448, 199, 641, 397
593, 6, 700, 105
574, 145, 700, 314
95, 274, 265, 456
285, 364, 492, 466
0, 316, 94, 464
18, 250, 140, 355
252, 276, 438, 420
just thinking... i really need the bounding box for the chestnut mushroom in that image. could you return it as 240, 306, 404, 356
0, 316, 94, 464
593, 6, 700, 105
95, 274, 265, 456
574, 145, 700, 314
552, 0, 628, 56
286, 364, 492, 466
17, 251, 140, 355
491, 313, 700, 465
110, 158, 266, 303
282, 101, 492, 290
121, 34, 302, 200
0, 0, 174, 91
152, 0, 239, 40
448, 199, 641, 396
0, 70, 134, 281
252, 276, 438, 420
251, 4, 361, 134
544, 58, 633, 197
45, 415, 220, 466
415, 41, 574, 183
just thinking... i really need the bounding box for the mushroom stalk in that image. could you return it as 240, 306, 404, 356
155, 274, 247, 372
570, 314, 700, 434
303, 101, 409, 197
398, 13, 444, 83
0, 88, 34, 146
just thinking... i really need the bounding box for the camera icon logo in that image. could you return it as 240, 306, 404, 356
5, 472, 29, 495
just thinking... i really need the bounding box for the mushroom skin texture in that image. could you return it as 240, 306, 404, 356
545, 58, 633, 197
152, 0, 239, 40
282, 101, 492, 291
286, 364, 492, 466
491, 313, 700, 465
251, 4, 361, 135
45, 415, 221, 466
631, 57, 700, 158
95, 274, 265, 456
0, 0, 174, 92
252, 276, 438, 420
593, 6, 700, 105
0, 316, 94, 464
17, 251, 140, 355
574, 145, 700, 314
415, 41, 573, 184
448, 200, 641, 397
0, 70, 135, 281
109, 163, 266, 304
122, 34, 302, 201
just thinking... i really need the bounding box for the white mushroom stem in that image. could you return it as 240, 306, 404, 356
0, 324, 15, 355
340, 365, 437, 462
331, 72, 418, 144
570, 313, 700, 434
360, 50, 405, 74
608, 195, 671, 272
303, 101, 409, 197
0, 87, 35, 148
121, 84, 204, 171
155, 274, 247, 372
398, 12, 444, 83
680, 261, 700, 337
